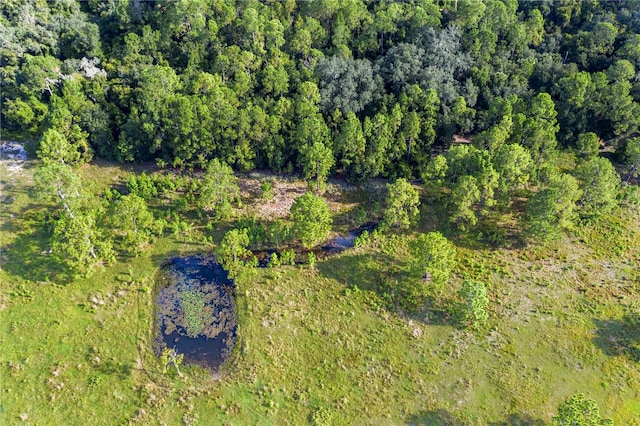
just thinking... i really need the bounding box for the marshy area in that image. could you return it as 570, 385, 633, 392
153, 223, 377, 371
154, 256, 237, 371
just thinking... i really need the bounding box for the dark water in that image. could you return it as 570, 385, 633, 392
154, 256, 236, 371
320, 222, 377, 255
154, 224, 376, 369
253, 223, 377, 266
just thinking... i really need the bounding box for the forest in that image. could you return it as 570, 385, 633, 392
1, 0, 640, 424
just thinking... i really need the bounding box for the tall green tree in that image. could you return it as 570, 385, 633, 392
111, 194, 159, 253
290, 192, 332, 249
216, 229, 251, 278
575, 157, 620, 220
409, 232, 457, 292
623, 137, 640, 183
335, 111, 366, 179
199, 159, 240, 221
422, 154, 448, 197
576, 133, 600, 159
449, 175, 481, 231
37, 128, 82, 165
522, 93, 559, 163
301, 141, 334, 191
525, 173, 581, 240
34, 161, 84, 218
362, 110, 399, 178
382, 178, 420, 230
492, 143, 532, 203
51, 211, 115, 277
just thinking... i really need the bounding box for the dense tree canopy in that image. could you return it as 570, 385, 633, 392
5, 0, 638, 252
3, 0, 637, 184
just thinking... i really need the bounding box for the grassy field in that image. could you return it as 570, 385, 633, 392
1, 159, 639, 425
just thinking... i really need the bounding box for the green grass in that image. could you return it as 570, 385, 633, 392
1, 160, 639, 424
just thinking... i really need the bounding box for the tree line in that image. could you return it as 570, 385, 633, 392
2, 0, 640, 181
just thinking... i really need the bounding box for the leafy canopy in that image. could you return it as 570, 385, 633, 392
383, 178, 420, 230
290, 192, 332, 249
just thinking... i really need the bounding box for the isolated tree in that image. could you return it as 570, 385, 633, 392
160, 347, 184, 378
112, 194, 158, 253
199, 159, 240, 221
525, 174, 581, 240
552, 394, 613, 426
301, 141, 334, 191
290, 192, 332, 248
382, 178, 420, 229
52, 211, 114, 277
575, 157, 620, 220
450, 175, 481, 231
409, 232, 457, 292
216, 229, 251, 278
459, 280, 489, 328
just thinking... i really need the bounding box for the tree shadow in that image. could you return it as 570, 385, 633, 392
420, 200, 527, 251
0, 208, 73, 283
592, 315, 640, 362
94, 359, 134, 380
316, 250, 456, 326
406, 409, 466, 425
407, 410, 545, 425
488, 413, 546, 425
316, 250, 403, 296
150, 248, 191, 267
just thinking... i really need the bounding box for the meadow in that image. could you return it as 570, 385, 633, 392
1, 159, 639, 425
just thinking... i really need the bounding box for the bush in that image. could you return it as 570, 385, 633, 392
268, 252, 281, 267
280, 249, 296, 266
260, 180, 274, 200
459, 280, 489, 328
307, 252, 316, 268
235, 216, 267, 248
127, 173, 158, 200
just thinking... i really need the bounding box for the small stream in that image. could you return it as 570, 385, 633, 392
254, 222, 377, 266
320, 222, 376, 254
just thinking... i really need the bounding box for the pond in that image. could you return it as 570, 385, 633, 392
154, 256, 237, 371
153, 224, 378, 371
